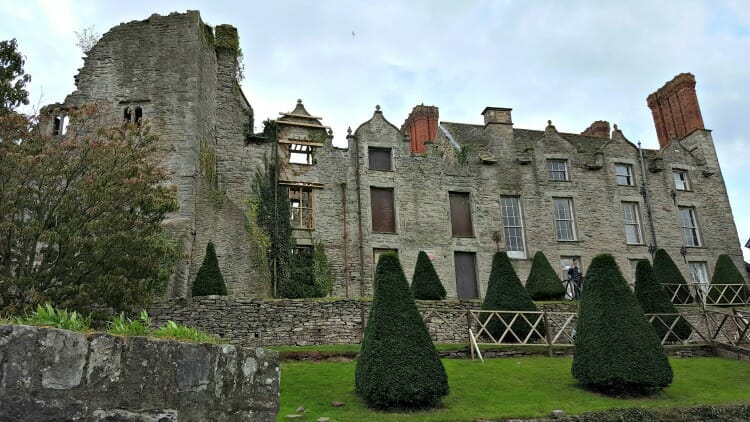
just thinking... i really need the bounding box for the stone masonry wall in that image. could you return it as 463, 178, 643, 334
0, 324, 279, 421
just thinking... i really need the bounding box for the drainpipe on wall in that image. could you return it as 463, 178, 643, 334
341, 182, 349, 298
350, 127, 366, 338
638, 141, 658, 256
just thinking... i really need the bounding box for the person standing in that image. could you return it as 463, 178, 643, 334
568, 259, 582, 299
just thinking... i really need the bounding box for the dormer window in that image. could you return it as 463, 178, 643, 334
289, 144, 313, 165
546, 159, 569, 181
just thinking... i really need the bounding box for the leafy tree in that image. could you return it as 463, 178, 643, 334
0, 39, 31, 115
525, 251, 565, 300
355, 252, 449, 409
708, 254, 748, 304
0, 104, 178, 314
634, 260, 692, 342
572, 254, 673, 396
251, 134, 291, 297
411, 251, 446, 300
652, 249, 693, 304
480, 252, 543, 342
192, 241, 227, 296
284, 242, 333, 298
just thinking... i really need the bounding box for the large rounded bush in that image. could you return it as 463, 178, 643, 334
411, 251, 446, 300
355, 252, 449, 409
525, 251, 565, 300
572, 254, 673, 395
708, 254, 748, 304
480, 252, 543, 342
652, 249, 693, 304
634, 260, 692, 342
192, 241, 227, 296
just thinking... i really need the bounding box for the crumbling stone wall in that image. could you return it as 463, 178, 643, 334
0, 324, 279, 421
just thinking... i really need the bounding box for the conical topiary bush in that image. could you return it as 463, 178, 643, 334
708, 254, 748, 304
480, 252, 543, 342
355, 252, 449, 409
411, 251, 446, 300
525, 251, 566, 300
572, 254, 673, 396
192, 241, 227, 296
652, 249, 693, 304
634, 260, 692, 342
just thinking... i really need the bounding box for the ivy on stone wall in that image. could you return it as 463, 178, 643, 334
284, 242, 334, 298
201, 23, 214, 47
199, 140, 217, 188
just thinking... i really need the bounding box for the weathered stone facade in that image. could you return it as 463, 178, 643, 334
50, 11, 746, 301
0, 324, 280, 421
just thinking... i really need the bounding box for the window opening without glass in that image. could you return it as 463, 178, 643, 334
289, 144, 314, 165
289, 186, 313, 229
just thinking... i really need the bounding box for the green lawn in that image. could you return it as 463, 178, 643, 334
278, 357, 750, 421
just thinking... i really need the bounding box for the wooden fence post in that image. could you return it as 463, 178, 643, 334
543, 311, 553, 357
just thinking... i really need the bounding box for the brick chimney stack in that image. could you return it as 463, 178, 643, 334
647, 73, 705, 149
401, 104, 439, 153
581, 120, 610, 138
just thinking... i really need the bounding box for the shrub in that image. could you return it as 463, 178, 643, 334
192, 241, 227, 296
480, 252, 543, 342
152, 320, 220, 344
708, 254, 749, 304
355, 252, 449, 409
411, 251, 446, 300
15, 303, 90, 332
652, 249, 693, 304
525, 251, 565, 300
284, 242, 333, 298
572, 254, 673, 396
108, 310, 151, 336
634, 261, 692, 342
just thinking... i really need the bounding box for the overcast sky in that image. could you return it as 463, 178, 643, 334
2, 0, 748, 261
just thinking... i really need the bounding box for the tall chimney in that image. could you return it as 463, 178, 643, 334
401, 104, 439, 153
647, 73, 705, 149
481, 107, 513, 126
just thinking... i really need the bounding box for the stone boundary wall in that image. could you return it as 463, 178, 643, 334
0, 325, 279, 421
148, 297, 578, 347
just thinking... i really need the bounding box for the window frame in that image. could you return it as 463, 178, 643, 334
546, 159, 569, 181
621, 202, 644, 244
370, 187, 396, 233
289, 143, 314, 165
368, 147, 392, 171
615, 164, 635, 186
553, 198, 577, 241
678, 206, 701, 247
289, 186, 314, 229
500, 196, 526, 259
673, 169, 690, 191
449, 191, 474, 238
688, 261, 710, 294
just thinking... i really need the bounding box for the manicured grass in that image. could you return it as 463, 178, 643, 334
278, 357, 750, 421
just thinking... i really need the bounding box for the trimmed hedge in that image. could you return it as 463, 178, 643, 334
480, 252, 543, 342
572, 254, 673, 395
191, 242, 227, 296
634, 260, 692, 342
525, 251, 565, 300
355, 252, 449, 409
653, 249, 693, 304
411, 251, 446, 300
708, 254, 748, 304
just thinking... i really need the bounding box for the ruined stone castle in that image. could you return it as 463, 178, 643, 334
48, 11, 747, 301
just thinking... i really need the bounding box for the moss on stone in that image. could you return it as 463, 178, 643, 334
215, 25, 239, 50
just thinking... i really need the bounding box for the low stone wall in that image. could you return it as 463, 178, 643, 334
148, 297, 579, 347
0, 324, 279, 421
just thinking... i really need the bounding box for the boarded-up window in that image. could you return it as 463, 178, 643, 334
368, 147, 392, 171
454, 252, 478, 299
371, 187, 395, 233
449, 192, 473, 237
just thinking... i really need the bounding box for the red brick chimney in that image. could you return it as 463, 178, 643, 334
581, 120, 610, 138
401, 104, 439, 153
647, 73, 705, 149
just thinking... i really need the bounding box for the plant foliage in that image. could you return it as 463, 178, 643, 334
634, 260, 692, 342
16, 303, 90, 332
525, 251, 565, 300
0, 38, 31, 115
284, 242, 334, 298
0, 104, 178, 314
411, 251, 446, 300
572, 254, 673, 396
152, 320, 219, 344
355, 252, 449, 409
108, 309, 151, 336
708, 254, 748, 304
480, 252, 542, 342
192, 241, 228, 296
652, 249, 693, 304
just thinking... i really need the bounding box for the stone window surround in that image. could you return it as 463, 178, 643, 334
500, 196, 526, 259
552, 197, 578, 241
615, 163, 635, 186
688, 260, 710, 294
621, 201, 644, 245
448, 191, 475, 238
673, 168, 691, 191
368, 146, 393, 171
370, 186, 397, 234
546, 158, 569, 181
678, 205, 702, 247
